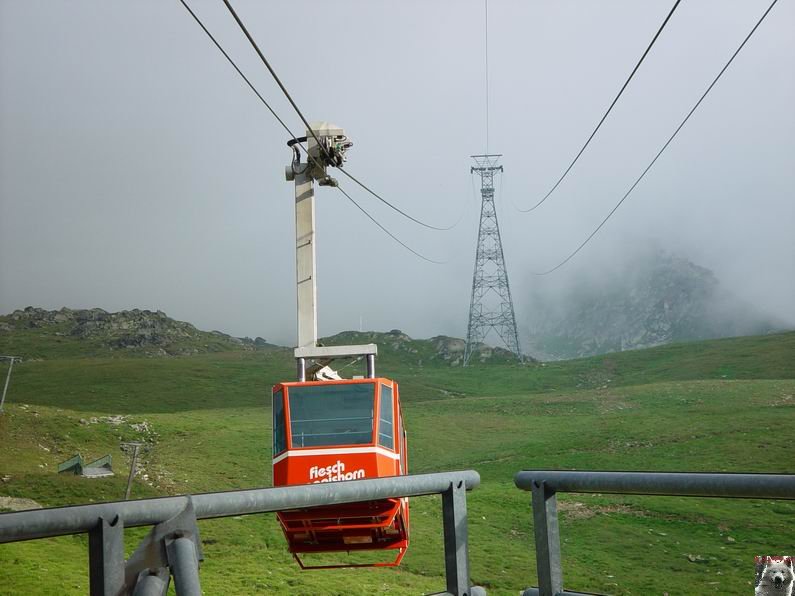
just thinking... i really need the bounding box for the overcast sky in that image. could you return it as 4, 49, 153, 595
1, 0, 793, 347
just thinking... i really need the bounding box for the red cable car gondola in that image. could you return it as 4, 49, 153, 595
272, 377, 409, 568
273, 123, 410, 568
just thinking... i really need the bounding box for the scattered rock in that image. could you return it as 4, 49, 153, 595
130, 421, 151, 433
82, 415, 127, 426
0, 496, 42, 511
557, 500, 642, 520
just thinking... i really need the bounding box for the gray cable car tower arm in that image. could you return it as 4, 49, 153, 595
285, 124, 377, 381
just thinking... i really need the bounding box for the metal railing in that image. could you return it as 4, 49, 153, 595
514, 470, 795, 596
0, 470, 484, 596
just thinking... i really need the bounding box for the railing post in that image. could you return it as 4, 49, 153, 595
366, 354, 376, 378
88, 515, 124, 596
166, 532, 202, 596
123, 497, 203, 595
442, 479, 471, 596
531, 480, 563, 596
132, 568, 170, 596
296, 357, 306, 382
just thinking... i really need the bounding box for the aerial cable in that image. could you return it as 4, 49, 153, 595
533, 0, 780, 276
180, 0, 448, 264
517, 0, 682, 213
180, 0, 352, 195
337, 168, 463, 231
179, 1, 328, 184
220, 0, 330, 159
470, 171, 479, 210
220, 0, 461, 232
337, 186, 447, 265
179, 0, 323, 177
177, 0, 302, 146
485, 0, 490, 153
498, 169, 506, 207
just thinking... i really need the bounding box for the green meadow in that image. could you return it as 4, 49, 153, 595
0, 332, 793, 594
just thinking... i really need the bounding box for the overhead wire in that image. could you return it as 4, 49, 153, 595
220, 0, 327, 158
337, 168, 463, 231
179, 0, 446, 263
220, 0, 461, 232
485, 0, 489, 154
179, 0, 322, 175
470, 170, 479, 210
533, 0, 780, 276
177, 0, 301, 144
336, 186, 447, 265
517, 0, 682, 213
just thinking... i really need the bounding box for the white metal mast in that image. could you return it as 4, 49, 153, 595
285, 123, 376, 381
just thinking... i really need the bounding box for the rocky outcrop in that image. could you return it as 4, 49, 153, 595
323, 329, 527, 366
2, 307, 275, 357
1, 308, 527, 364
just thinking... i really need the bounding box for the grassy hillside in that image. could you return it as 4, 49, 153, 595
0, 332, 793, 594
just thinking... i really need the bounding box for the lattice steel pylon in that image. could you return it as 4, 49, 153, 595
463, 154, 522, 365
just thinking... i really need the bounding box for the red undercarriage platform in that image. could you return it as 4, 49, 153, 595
277, 498, 409, 569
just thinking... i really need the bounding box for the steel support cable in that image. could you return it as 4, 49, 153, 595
179, 0, 319, 175
337, 186, 447, 265
533, 0, 780, 276
220, 0, 461, 232
220, 0, 327, 155
178, 2, 329, 208
179, 0, 448, 264
179, 0, 321, 174
485, 0, 490, 154
337, 167, 463, 231
177, 0, 300, 145
517, 0, 682, 213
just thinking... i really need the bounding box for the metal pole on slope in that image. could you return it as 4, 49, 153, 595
0, 356, 19, 413
123, 442, 144, 500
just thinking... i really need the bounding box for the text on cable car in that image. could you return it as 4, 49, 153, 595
309, 460, 366, 483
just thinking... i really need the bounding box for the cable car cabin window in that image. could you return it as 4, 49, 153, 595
378, 384, 394, 450
273, 389, 286, 455
288, 384, 375, 448
397, 412, 404, 473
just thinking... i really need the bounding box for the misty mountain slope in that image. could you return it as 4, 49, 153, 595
525, 251, 783, 360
